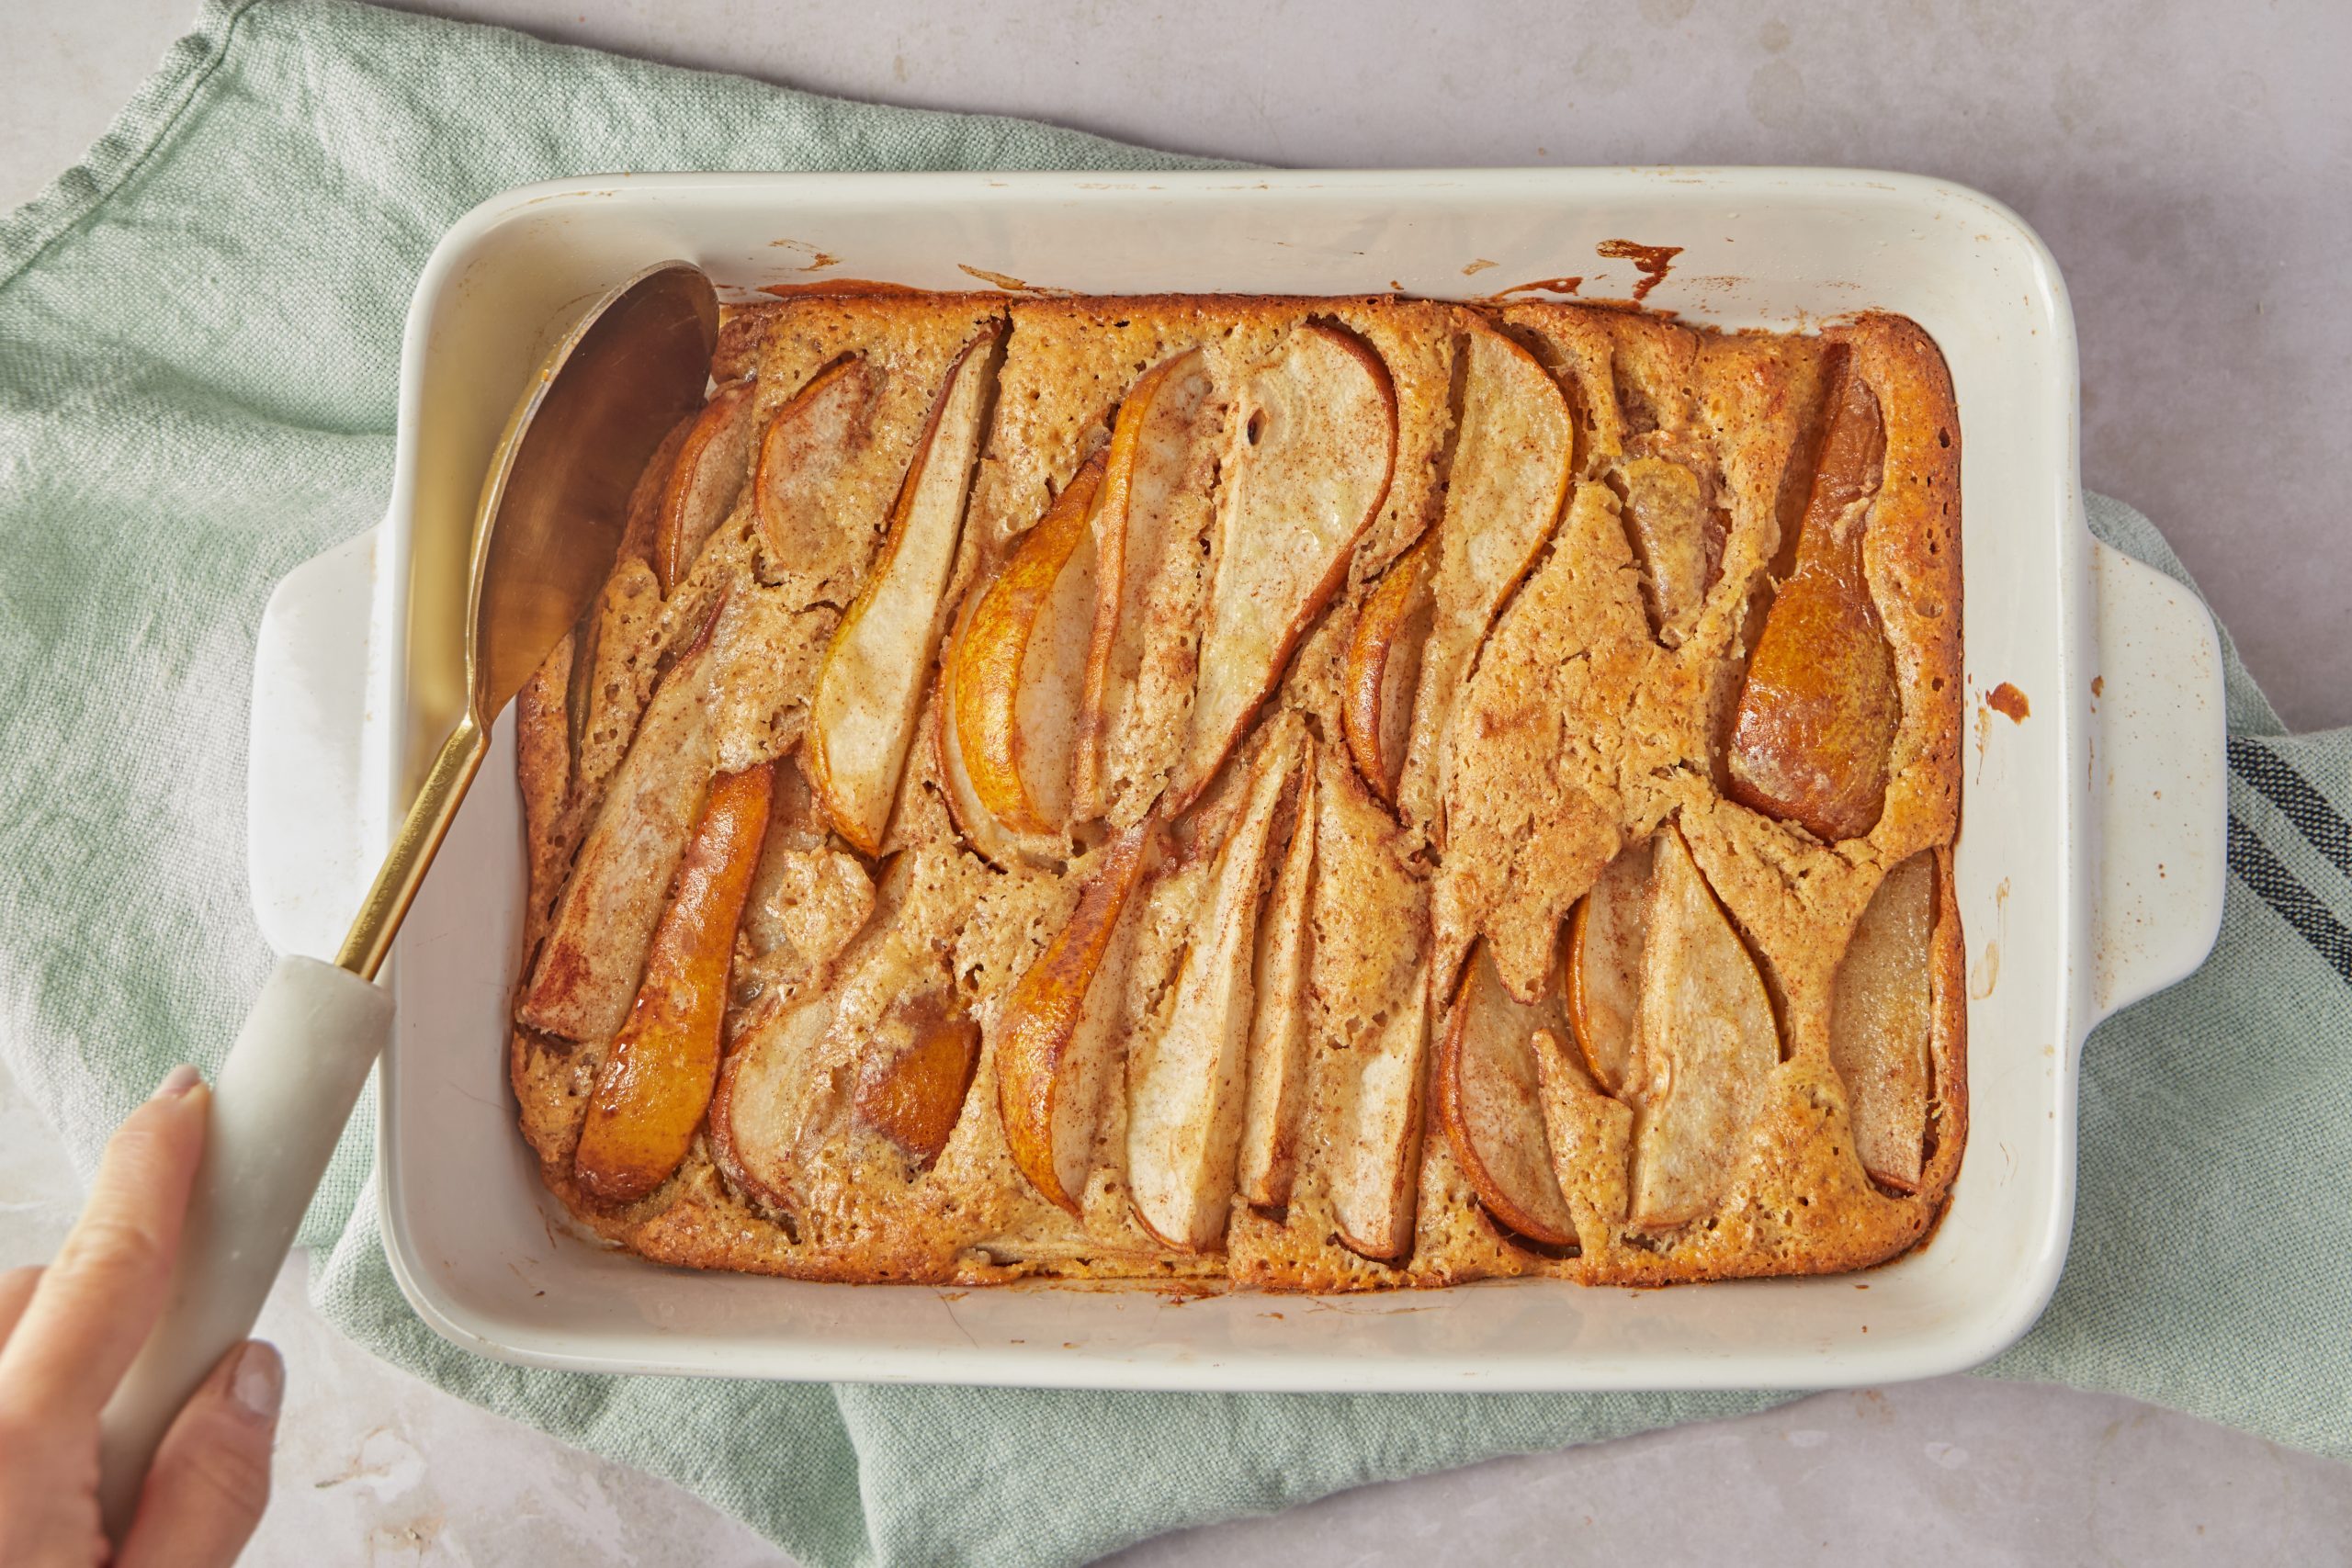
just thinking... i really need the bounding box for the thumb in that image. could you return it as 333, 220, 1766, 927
117, 1339, 281, 1568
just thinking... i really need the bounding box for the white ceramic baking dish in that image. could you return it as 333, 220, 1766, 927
248, 168, 2225, 1392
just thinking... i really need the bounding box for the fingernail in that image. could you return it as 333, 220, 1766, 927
151, 1065, 201, 1100
230, 1341, 284, 1421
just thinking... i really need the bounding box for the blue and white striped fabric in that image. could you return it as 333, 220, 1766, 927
2228, 740, 2352, 983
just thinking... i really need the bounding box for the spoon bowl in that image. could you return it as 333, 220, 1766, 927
342, 260, 718, 977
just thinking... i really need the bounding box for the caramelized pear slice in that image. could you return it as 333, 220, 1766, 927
995, 820, 1156, 1213
1565, 833, 1657, 1096
1340, 531, 1436, 806
655, 378, 760, 593
1236, 744, 1318, 1212
519, 613, 720, 1044
933, 666, 1061, 871
852, 989, 983, 1169
573, 761, 775, 1204
949, 452, 1105, 835
1626, 825, 1779, 1230
1829, 852, 1934, 1190
807, 327, 1000, 853
1127, 726, 1302, 1249
1436, 942, 1577, 1247
1172, 323, 1396, 807
1724, 355, 1895, 842
1074, 348, 1216, 820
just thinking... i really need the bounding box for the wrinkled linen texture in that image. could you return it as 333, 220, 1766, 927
1, 4, 2346, 1565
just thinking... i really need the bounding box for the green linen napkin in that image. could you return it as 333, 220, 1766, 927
2, 3, 2346, 1563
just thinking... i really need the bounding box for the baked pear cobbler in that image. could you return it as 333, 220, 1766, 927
507, 288, 1964, 1291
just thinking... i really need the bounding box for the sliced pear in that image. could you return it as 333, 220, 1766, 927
1309, 750, 1431, 1262
852, 988, 983, 1170
655, 378, 760, 594
1427, 478, 1647, 1005
1329, 961, 1430, 1262
754, 355, 874, 600
573, 761, 774, 1204
806, 327, 1001, 853
1725, 355, 1896, 842
616, 412, 696, 569
932, 669, 1062, 871
995, 820, 1156, 1213
707, 988, 837, 1215
1829, 852, 1934, 1190
948, 452, 1105, 835
1126, 725, 1303, 1250
1396, 321, 1577, 833
518, 613, 720, 1044
1072, 348, 1217, 820
710, 854, 919, 1212
1626, 825, 1779, 1230
1340, 531, 1436, 806
1435, 941, 1577, 1247
1618, 456, 1722, 647
1531, 1025, 1634, 1229
1236, 744, 1318, 1211
1565, 833, 1657, 1097
1170, 323, 1396, 808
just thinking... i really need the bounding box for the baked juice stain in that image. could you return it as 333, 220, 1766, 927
757, 278, 922, 298
1971, 682, 2030, 778
766, 239, 841, 269
956, 265, 1072, 297
1969, 876, 2010, 1000
1483, 276, 1585, 300
1596, 239, 1683, 301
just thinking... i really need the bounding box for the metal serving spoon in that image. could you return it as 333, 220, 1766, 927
96, 260, 719, 1536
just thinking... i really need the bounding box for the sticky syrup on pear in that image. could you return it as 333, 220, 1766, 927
1724, 350, 1896, 842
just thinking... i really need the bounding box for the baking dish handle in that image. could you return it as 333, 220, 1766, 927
247, 525, 380, 960
2088, 537, 2228, 1022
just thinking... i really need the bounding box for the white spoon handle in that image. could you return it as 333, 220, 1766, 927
96, 954, 393, 1540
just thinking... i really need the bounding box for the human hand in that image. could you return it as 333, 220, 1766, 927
0, 1066, 281, 1566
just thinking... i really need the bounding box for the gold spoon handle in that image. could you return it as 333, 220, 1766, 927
336, 713, 488, 981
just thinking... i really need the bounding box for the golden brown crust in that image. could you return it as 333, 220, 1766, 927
511, 290, 1964, 1292
1833, 311, 1964, 861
